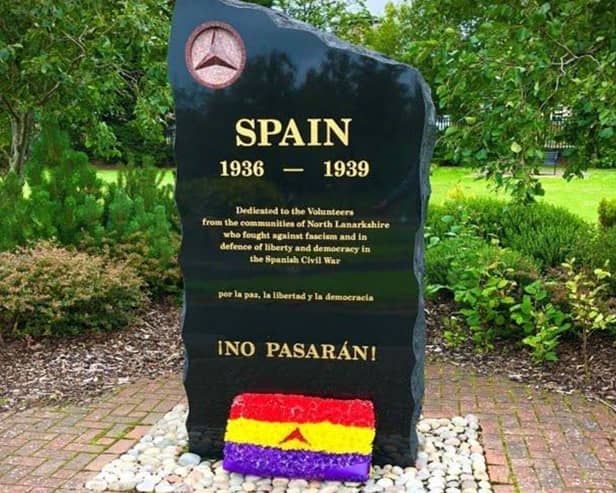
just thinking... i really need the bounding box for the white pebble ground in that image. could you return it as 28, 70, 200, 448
85, 404, 492, 493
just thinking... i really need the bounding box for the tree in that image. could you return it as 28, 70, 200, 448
0, 113, 8, 171
247, 0, 275, 6
0, 0, 172, 175
274, 0, 374, 42
366, 0, 616, 202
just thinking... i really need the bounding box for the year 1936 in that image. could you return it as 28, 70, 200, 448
219, 159, 370, 178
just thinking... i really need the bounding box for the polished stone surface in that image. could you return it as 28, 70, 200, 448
169, 0, 435, 466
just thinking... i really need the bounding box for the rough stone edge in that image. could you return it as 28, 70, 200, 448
410, 73, 436, 459
218, 0, 401, 66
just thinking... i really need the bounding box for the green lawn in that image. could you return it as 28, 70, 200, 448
97, 168, 176, 187
95, 167, 616, 223
430, 167, 616, 223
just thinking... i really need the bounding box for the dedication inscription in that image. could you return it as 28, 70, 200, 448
169, 0, 435, 466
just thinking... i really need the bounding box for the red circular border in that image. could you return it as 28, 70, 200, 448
185, 21, 247, 90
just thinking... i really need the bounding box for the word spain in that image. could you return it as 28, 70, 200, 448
236, 118, 352, 147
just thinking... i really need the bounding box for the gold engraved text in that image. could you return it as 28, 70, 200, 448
235, 118, 352, 147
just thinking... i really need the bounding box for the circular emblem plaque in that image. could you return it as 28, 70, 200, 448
185, 21, 246, 89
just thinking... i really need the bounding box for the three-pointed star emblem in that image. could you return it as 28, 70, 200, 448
194, 28, 238, 72
279, 427, 310, 446
185, 21, 246, 89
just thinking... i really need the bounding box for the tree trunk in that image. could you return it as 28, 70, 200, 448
9, 110, 34, 176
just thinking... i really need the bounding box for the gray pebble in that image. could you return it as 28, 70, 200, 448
288, 479, 308, 489
177, 452, 201, 467
83, 407, 494, 493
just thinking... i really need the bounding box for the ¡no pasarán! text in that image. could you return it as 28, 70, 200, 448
217, 339, 377, 361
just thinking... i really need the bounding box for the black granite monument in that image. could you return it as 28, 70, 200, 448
169, 0, 435, 466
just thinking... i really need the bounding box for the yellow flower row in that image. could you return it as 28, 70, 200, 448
224, 417, 375, 455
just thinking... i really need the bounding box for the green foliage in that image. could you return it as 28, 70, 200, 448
589, 153, 616, 169
426, 237, 539, 293
98, 164, 181, 296
0, 0, 173, 172
425, 204, 540, 292
99, 232, 181, 298
27, 120, 71, 167
441, 315, 466, 349
442, 255, 572, 361
425, 203, 450, 239
0, 243, 145, 338
0, 172, 30, 250
437, 198, 590, 268
0, 113, 8, 170
576, 226, 616, 294
247, 0, 274, 6
425, 208, 528, 351
1, 125, 180, 296
452, 261, 518, 352
483, 202, 589, 269
511, 281, 571, 362
425, 203, 476, 245
91, 158, 180, 296
425, 205, 484, 292
426, 235, 485, 290
563, 260, 616, 381
111, 124, 173, 166
274, 0, 373, 42
366, 0, 616, 201
110, 156, 178, 230
426, 203, 581, 362
598, 197, 616, 229
25, 126, 106, 246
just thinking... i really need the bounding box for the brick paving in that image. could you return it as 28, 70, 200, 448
0, 362, 614, 492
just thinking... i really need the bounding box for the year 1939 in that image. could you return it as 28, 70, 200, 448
219, 159, 371, 178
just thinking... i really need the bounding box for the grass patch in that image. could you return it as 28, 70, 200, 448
430, 167, 616, 223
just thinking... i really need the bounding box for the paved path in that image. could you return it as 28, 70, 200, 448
0, 362, 614, 493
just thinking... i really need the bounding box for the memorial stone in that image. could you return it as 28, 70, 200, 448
168, 0, 435, 468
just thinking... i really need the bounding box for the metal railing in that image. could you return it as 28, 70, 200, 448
435, 113, 572, 151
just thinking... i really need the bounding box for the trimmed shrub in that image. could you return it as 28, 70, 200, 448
426, 235, 539, 292
25, 124, 106, 246
598, 198, 616, 229
98, 183, 181, 296
98, 231, 182, 297
578, 226, 616, 295
0, 243, 145, 338
425, 203, 540, 290
425, 203, 454, 240
495, 202, 589, 268
491, 247, 541, 287
93, 158, 180, 296
2, 125, 181, 297
436, 198, 591, 268
111, 156, 178, 231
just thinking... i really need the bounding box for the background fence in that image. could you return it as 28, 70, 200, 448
435, 112, 572, 152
